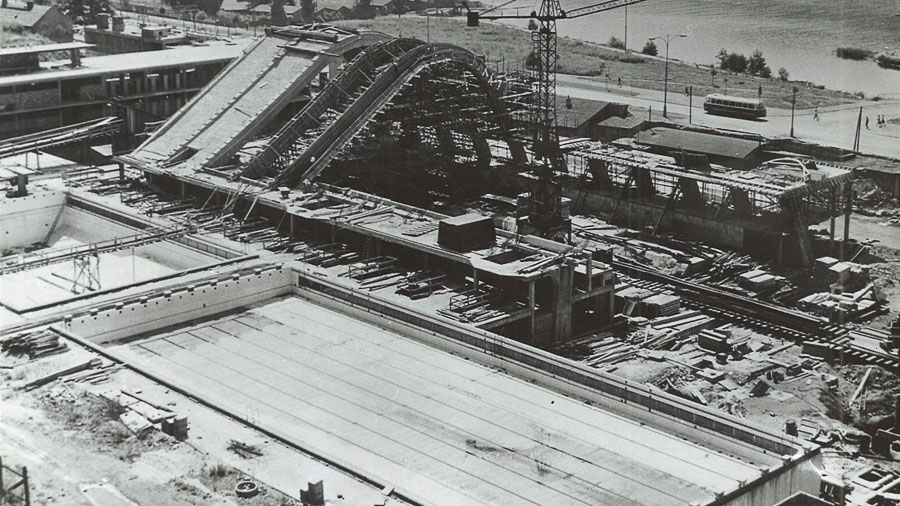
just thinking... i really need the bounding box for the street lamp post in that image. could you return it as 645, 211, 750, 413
649, 33, 688, 118
790, 86, 798, 137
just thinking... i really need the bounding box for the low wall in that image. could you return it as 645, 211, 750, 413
58, 263, 291, 343
0, 190, 67, 251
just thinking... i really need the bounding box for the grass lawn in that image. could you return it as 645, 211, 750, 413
337, 16, 864, 110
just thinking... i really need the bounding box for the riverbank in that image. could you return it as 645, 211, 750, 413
338, 16, 867, 110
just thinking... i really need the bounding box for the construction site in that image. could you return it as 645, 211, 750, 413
2, 4, 900, 506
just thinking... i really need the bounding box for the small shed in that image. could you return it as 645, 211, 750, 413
634, 127, 764, 170
556, 97, 619, 139
595, 113, 646, 143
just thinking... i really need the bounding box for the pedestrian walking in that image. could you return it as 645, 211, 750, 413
617, 77, 622, 87
866, 116, 870, 129
814, 107, 819, 121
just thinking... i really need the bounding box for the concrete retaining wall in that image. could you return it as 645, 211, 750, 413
0, 190, 66, 251
61, 263, 291, 343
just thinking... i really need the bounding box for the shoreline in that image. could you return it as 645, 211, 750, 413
338, 16, 874, 110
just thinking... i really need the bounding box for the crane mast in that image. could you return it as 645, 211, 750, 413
468, 0, 648, 241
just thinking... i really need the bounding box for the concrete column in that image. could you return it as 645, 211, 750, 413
608, 288, 615, 324
584, 251, 593, 292
843, 182, 853, 246
528, 279, 535, 342
16, 173, 27, 196
289, 214, 295, 237
829, 186, 836, 253
776, 233, 785, 267
473, 268, 479, 291
552, 265, 574, 343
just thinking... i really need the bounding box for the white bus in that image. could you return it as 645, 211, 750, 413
703, 94, 766, 119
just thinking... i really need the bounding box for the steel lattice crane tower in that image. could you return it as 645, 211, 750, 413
467, 0, 647, 241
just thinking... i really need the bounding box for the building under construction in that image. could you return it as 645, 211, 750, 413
3, 24, 898, 506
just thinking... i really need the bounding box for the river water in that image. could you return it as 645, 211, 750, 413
496, 0, 900, 97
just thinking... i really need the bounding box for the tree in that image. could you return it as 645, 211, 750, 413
748, 49, 771, 78
608, 36, 626, 50
60, 0, 112, 24
271, 0, 288, 25
777, 67, 790, 82
641, 40, 657, 56
716, 48, 728, 68
195, 0, 223, 16
299, 0, 314, 20
525, 51, 538, 68
719, 52, 748, 73
527, 19, 537, 31
565, 96, 572, 109
710, 67, 718, 86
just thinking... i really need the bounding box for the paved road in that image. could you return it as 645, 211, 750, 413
557, 74, 900, 160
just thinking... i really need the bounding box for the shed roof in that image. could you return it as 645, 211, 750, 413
597, 114, 645, 130
556, 96, 611, 129
634, 127, 761, 160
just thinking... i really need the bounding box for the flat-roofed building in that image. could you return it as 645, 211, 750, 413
0, 41, 247, 137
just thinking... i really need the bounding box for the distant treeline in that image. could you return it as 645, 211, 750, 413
835, 47, 875, 61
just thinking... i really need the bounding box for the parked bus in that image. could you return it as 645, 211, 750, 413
703, 94, 766, 119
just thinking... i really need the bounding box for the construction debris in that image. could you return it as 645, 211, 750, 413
228, 440, 264, 459
1, 329, 68, 359
25, 358, 103, 390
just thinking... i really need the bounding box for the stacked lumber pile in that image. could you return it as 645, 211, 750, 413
633, 311, 717, 350
738, 269, 787, 293
615, 286, 655, 316
813, 257, 870, 291
1, 329, 68, 359
642, 294, 680, 318
63, 360, 118, 385
798, 283, 880, 322
696, 325, 748, 355
552, 334, 637, 368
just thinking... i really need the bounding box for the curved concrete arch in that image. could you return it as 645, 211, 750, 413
261, 38, 527, 188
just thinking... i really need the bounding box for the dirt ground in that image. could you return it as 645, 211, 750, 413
0, 349, 322, 506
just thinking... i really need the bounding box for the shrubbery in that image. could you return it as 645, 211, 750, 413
835, 47, 874, 61
608, 36, 625, 50
641, 40, 657, 56
717, 48, 772, 78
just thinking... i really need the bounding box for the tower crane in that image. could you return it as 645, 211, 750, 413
466, 0, 648, 240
